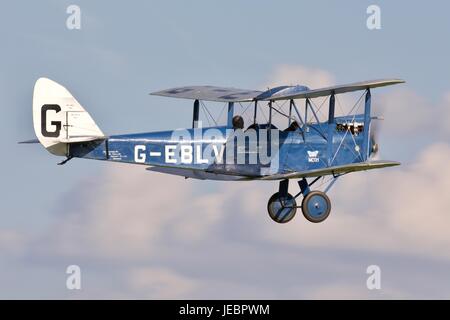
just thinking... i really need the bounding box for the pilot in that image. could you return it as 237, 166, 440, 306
232, 115, 244, 130
284, 120, 300, 132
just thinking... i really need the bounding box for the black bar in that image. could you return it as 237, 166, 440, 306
0, 300, 442, 318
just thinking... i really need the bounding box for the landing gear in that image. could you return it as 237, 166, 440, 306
266, 177, 336, 224
301, 190, 331, 223
267, 179, 296, 223
267, 192, 297, 223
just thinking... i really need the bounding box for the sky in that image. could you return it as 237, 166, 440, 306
0, 0, 450, 299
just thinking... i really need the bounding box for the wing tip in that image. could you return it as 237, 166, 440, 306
382, 78, 406, 84
366, 160, 401, 168
387, 160, 401, 166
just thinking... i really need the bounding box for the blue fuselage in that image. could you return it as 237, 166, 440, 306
69, 115, 368, 180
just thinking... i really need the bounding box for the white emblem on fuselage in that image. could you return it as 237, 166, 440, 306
307, 150, 319, 163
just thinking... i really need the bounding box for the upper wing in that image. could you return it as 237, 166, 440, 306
259, 160, 400, 180
260, 79, 405, 101
150, 86, 262, 102
150, 79, 404, 103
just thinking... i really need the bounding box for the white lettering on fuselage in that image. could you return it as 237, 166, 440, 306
134, 144, 223, 164
134, 145, 146, 163
181, 145, 193, 164
165, 145, 177, 163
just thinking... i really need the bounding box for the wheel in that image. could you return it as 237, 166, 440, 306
301, 190, 331, 223
267, 192, 297, 223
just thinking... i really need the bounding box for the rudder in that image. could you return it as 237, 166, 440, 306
32, 78, 104, 156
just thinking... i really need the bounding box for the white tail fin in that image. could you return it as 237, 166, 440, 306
32, 78, 104, 156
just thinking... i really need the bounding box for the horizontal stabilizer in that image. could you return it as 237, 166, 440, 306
58, 135, 107, 143
260, 160, 400, 180
18, 139, 40, 144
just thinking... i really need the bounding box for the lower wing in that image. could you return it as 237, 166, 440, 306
259, 160, 400, 180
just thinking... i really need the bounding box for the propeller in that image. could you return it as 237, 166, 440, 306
369, 117, 383, 157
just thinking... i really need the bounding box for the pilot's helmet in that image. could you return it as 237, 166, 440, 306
232, 115, 244, 129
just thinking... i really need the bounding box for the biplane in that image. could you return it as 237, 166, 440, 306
22, 77, 404, 223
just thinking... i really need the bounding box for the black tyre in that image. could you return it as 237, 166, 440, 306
267, 192, 297, 223
301, 190, 331, 223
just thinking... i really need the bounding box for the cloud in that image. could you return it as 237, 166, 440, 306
442, 93, 450, 137
378, 88, 450, 141
264, 65, 335, 89
0, 229, 27, 257
128, 267, 197, 299
306, 283, 409, 300
35, 166, 226, 261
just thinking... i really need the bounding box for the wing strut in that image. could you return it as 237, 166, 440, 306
362, 89, 372, 160
253, 101, 258, 125
227, 102, 234, 127
192, 99, 199, 128
327, 93, 335, 166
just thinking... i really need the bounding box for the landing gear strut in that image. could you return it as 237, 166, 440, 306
267, 177, 334, 224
